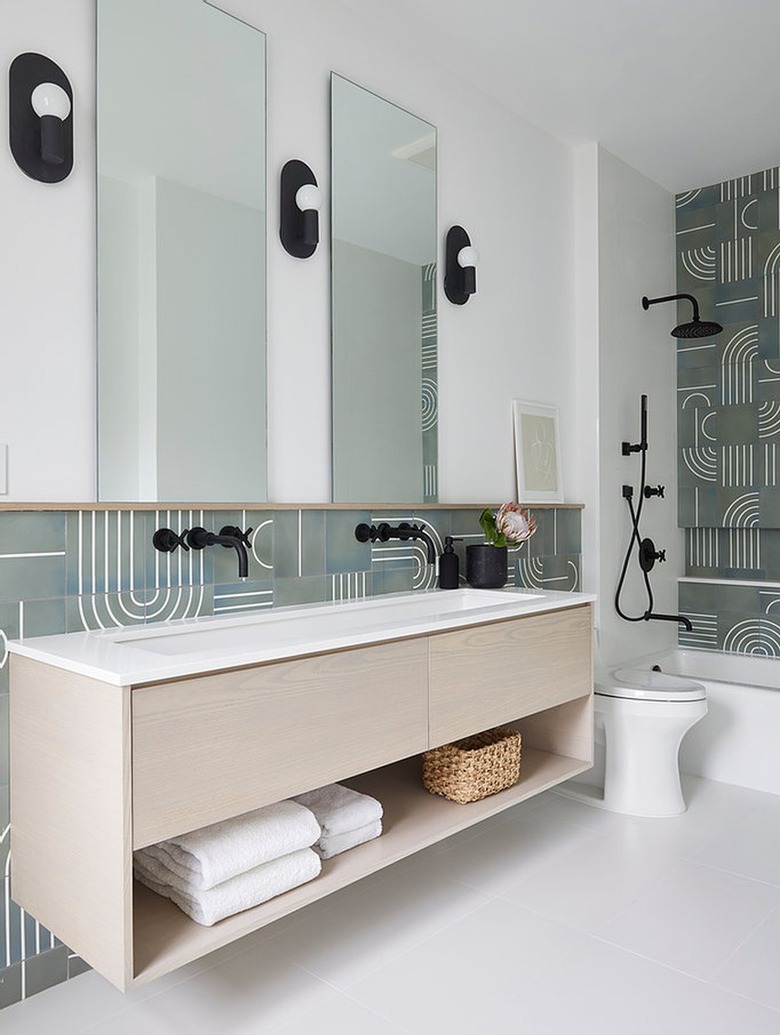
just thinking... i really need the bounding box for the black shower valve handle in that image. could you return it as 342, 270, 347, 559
152, 527, 190, 553
643, 484, 665, 499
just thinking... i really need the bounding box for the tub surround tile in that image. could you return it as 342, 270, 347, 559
677, 165, 780, 657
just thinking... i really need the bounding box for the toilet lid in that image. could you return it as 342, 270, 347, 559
596, 666, 707, 702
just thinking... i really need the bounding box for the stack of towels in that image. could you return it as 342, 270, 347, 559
294, 783, 383, 860
133, 783, 384, 926
133, 800, 321, 927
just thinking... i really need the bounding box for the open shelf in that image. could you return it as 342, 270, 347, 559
132, 741, 590, 984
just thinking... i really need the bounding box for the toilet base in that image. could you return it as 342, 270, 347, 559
595, 696, 708, 818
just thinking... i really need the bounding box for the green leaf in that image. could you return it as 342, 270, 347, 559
478, 507, 499, 546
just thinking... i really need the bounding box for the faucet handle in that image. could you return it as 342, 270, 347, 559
152, 527, 190, 553
219, 525, 253, 547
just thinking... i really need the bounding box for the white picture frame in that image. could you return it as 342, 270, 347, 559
512, 400, 563, 504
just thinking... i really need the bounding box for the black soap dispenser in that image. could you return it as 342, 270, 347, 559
438, 536, 460, 590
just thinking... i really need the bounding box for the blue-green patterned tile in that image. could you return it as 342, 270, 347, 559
0, 512, 65, 555
716, 486, 759, 526
676, 338, 720, 372
553, 509, 581, 556
0, 693, 7, 788
67, 583, 209, 633
65, 510, 147, 596
676, 201, 716, 240
19, 598, 66, 640
678, 404, 716, 448
273, 576, 329, 608
1, 882, 22, 966
272, 511, 302, 579
678, 486, 719, 527
540, 553, 581, 592
676, 184, 719, 212
0, 960, 22, 1008
449, 510, 485, 557
759, 486, 780, 524
677, 365, 719, 410
758, 618, 780, 656
718, 612, 767, 654
68, 954, 91, 979
0, 554, 65, 604
716, 404, 758, 445
678, 447, 719, 490
213, 579, 273, 615
515, 551, 545, 591
245, 511, 274, 573
24, 944, 68, 998
523, 509, 553, 559
370, 566, 414, 596
757, 361, 780, 402
144, 584, 213, 625
763, 530, 780, 578
329, 569, 373, 602
0, 787, 8, 897
322, 509, 368, 575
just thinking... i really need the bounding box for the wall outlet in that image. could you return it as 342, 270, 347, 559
0, 444, 7, 494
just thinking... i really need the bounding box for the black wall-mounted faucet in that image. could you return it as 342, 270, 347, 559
355, 521, 436, 564
188, 526, 252, 580
153, 524, 253, 580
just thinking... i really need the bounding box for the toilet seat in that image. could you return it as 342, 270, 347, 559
596, 666, 706, 703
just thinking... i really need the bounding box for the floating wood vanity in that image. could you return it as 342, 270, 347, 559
9, 588, 594, 992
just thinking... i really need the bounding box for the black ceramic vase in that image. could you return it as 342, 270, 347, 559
465, 544, 508, 589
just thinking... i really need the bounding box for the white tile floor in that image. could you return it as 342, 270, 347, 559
4, 776, 780, 1034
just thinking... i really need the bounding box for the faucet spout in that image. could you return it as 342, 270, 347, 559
187, 526, 252, 579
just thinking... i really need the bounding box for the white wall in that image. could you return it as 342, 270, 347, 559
0, 0, 96, 500
0, 0, 581, 507
595, 147, 679, 668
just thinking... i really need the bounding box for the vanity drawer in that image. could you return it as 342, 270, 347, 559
131, 638, 428, 848
428, 605, 592, 746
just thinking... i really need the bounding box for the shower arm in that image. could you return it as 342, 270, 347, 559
642, 293, 700, 321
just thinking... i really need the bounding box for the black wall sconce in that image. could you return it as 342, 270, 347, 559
444, 225, 478, 305
9, 53, 73, 183
280, 159, 322, 258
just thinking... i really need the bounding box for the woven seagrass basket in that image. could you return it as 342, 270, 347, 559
422, 725, 522, 804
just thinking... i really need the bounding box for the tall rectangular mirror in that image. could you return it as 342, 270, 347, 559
331, 74, 437, 503
97, 0, 267, 502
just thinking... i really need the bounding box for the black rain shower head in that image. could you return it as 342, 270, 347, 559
641, 293, 723, 339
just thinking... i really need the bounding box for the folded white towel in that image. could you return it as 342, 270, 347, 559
315, 819, 383, 860
133, 848, 321, 927
135, 800, 320, 891
293, 784, 383, 838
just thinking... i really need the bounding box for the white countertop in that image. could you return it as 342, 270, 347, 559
8, 587, 596, 686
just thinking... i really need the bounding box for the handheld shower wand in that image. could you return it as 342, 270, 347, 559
614, 394, 693, 632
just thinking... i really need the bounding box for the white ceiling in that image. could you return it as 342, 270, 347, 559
337, 0, 780, 193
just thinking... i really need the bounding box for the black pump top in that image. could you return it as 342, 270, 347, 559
443, 536, 456, 553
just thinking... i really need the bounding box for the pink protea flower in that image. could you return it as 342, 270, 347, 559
495, 502, 536, 544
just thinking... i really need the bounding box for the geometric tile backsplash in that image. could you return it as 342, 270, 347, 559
677, 165, 780, 655
0, 502, 581, 1008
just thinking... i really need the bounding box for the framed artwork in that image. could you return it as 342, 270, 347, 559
512, 400, 563, 503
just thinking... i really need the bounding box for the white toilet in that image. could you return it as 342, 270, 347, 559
594, 667, 708, 817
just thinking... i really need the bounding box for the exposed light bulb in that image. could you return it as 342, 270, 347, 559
295, 183, 322, 213
31, 82, 71, 121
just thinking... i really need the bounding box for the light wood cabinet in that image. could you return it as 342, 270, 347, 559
10, 602, 593, 991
